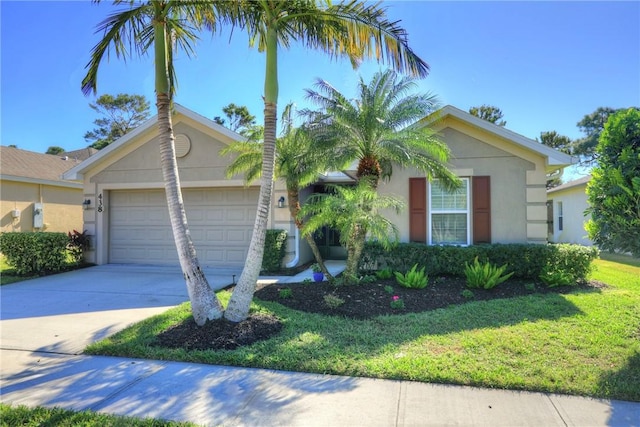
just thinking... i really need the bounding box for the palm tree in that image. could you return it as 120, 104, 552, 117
222, 0, 430, 323
221, 103, 342, 280
82, 1, 233, 326
301, 179, 404, 281
304, 69, 460, 190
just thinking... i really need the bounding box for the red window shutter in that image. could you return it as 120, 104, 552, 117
472, 176, 491, 244
409, 178, 427, 243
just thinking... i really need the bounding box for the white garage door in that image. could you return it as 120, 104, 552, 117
109, 188, 258, 267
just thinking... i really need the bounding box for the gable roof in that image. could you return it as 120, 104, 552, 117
421, 105, 576, 169
63, 104, 243, 181
547, 175, 591, 194
0, 146, 82, 188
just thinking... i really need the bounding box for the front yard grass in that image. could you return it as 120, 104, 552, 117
0, 403, 197, 426
85, 256, 640, 402
0, 255, 35, 285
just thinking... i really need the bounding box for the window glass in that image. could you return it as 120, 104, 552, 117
430, 179, 469, 245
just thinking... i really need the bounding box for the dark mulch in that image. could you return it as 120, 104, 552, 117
153, 276, 605, 351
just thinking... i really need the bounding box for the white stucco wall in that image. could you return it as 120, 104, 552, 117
548, 183, 593, 246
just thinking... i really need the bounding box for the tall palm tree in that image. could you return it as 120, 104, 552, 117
222, 0, 430, 322
301, 179, 404, 281
221, 103, 342, 280
304, 69, 460, 190
82, 1, 233, 326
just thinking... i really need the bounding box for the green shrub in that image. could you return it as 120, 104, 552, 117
394, 263, 429, 289
464, 257, 514, 289
67, 230, 90, 264
375, 267, 393, 279
323, 294, 345, 308
261, 229, 287, 273
0, 232, 70, 275
461, 289, 475, 299
278, 288, 293, 299
540, 267, 575, 287
384, 285, 394, 294
360, 242, 598, 281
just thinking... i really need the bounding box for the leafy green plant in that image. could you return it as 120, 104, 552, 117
67, 229, 90, 264
360, 242, 598, 281
461, 289, 474, 299
464, 257, 514, 289
323, 294, 345, 309
302, 278, 312, 284
539, 267, 575, 287
359, 274, 377, 284
0, 232, 70, 275
525, 283, 536, 291
384, 285, 394, 294
394, 263, 428, 289
311, 263, 322, 273
389, 295, 405, 309
261, 229, 288, 273
376, 268, 393, 279
278, 288, 293, 299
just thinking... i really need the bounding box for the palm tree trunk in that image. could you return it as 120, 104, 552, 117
287, 186, 333, 280
224, 100, 277, 322
154, 20, 223, 326
225, 24, 280, 323
343, 225, 366, 282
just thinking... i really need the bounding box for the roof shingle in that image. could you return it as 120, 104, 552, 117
0, 146, 82, 182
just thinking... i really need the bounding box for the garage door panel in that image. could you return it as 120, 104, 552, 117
109, 188, 257, 267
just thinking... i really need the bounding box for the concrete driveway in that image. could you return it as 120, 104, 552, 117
0, 264, 241, 355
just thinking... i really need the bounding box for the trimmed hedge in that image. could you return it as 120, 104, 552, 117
261, 229, 288, 273
0, 232, 70, 275
359, 242, 599, 282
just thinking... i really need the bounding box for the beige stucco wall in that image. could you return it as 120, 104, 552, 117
378, 122, 549, 244
80, 116, 279, 265
548, 184, 592, 246
1, 180, 83, 233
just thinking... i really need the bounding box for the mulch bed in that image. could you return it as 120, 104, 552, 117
153, 276, 605, 351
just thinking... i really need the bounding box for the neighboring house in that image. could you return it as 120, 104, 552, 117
63, 104, 574, 269
547, 175, 593, 246
62, 147, 99, 162
0, 146, 84, 233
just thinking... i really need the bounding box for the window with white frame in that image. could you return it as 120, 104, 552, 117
429, 178, 470, 245
557, 201, 564, 231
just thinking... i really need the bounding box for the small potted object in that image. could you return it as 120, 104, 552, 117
311, 263, 324, 282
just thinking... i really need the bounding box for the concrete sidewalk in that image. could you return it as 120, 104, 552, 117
1, 263, 639, 426
2, 351, 638, 426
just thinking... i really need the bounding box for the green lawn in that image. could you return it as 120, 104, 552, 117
0, 404, 198, 427
0, 255, 35, 285
86, 255, 638, 402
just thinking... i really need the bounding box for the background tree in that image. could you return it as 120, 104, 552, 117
538, 131, 575, 188
586, 108, 640, 257
84, 93, 151, 150
82, 1, 235, 326
221, 1, 431, 323
468, 104, 506, 126
573, 107, 620, 164
538, 131, 573, 154
46, 146, 65, 155
213, 103, 257, 136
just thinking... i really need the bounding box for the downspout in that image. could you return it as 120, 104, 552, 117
285, 227, 300, 268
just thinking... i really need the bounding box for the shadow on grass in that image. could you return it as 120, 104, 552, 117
598, 351, 640, 403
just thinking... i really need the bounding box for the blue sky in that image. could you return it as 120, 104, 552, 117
2, 1, 639, 179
